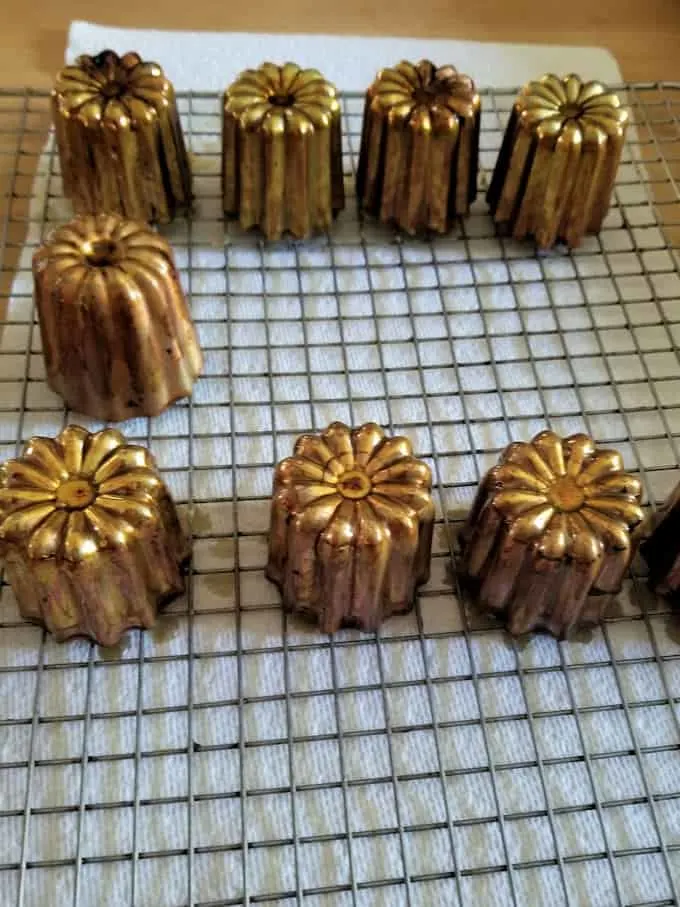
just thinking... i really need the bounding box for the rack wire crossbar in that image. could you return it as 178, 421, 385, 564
0, 84, 680, 907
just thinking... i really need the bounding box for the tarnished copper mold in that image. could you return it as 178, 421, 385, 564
266, 422, 434, 632
356, 60, 480, 235
222, 62, 344, 240
460, 430, 643, 637
637, 480, 680, 600
33, 213, 203, 422
0, 426, 189, 646
53, 50, 192, 223
487, 73, 628, 249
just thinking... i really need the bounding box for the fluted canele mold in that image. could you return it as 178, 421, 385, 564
460, 431, 643, 637
487, 73, 628, 249
356, 60, 480, 235
0, 426, 189, 646
267, 422, 434, 632
638, 480, 680, 599
222, 62, 344, 240
33, 213, 203, 422
52, 50, 192, 223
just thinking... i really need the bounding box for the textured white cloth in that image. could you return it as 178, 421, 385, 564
66, 21, 623, 91
4, 26, 677, 907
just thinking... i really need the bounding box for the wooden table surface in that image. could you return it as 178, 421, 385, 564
0, 3, 679, 341
1, 0, 680, 262
1, 0, 680, 88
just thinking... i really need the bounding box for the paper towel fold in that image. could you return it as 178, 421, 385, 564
3, 25, 658, 907
67, 20, 623, 91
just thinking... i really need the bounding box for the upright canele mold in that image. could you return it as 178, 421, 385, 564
33, 213, 203, 422
637, 479, 680, 599
267, 422, 434, 632
460, 431, 643, 637
52, 49, 192, 223
356, 60, 480, 235
0, 426, 189, 646
222, 62, 344, 240
487, 73, 628, 249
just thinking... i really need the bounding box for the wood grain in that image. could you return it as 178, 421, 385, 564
1, 2, 679, 302
0, 0, 679, 88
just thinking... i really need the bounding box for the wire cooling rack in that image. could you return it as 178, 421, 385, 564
1, 82, 680, 907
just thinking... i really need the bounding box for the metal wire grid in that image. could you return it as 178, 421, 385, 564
0, 82, 679, 907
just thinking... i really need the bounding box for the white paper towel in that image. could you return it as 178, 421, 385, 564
3, 24, 675, 907
67, 20, 623, 91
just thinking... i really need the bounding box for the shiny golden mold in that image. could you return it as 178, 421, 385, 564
267, 422, 434, 632
356, 60, 480, 235
487, 73, 628, 249
33, 213, 203, 423
637, 481, 680, 598
460, 431, 643, 637
53, 49, 191, 223
222, 62, 344, 240
0, 426, 189, 646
